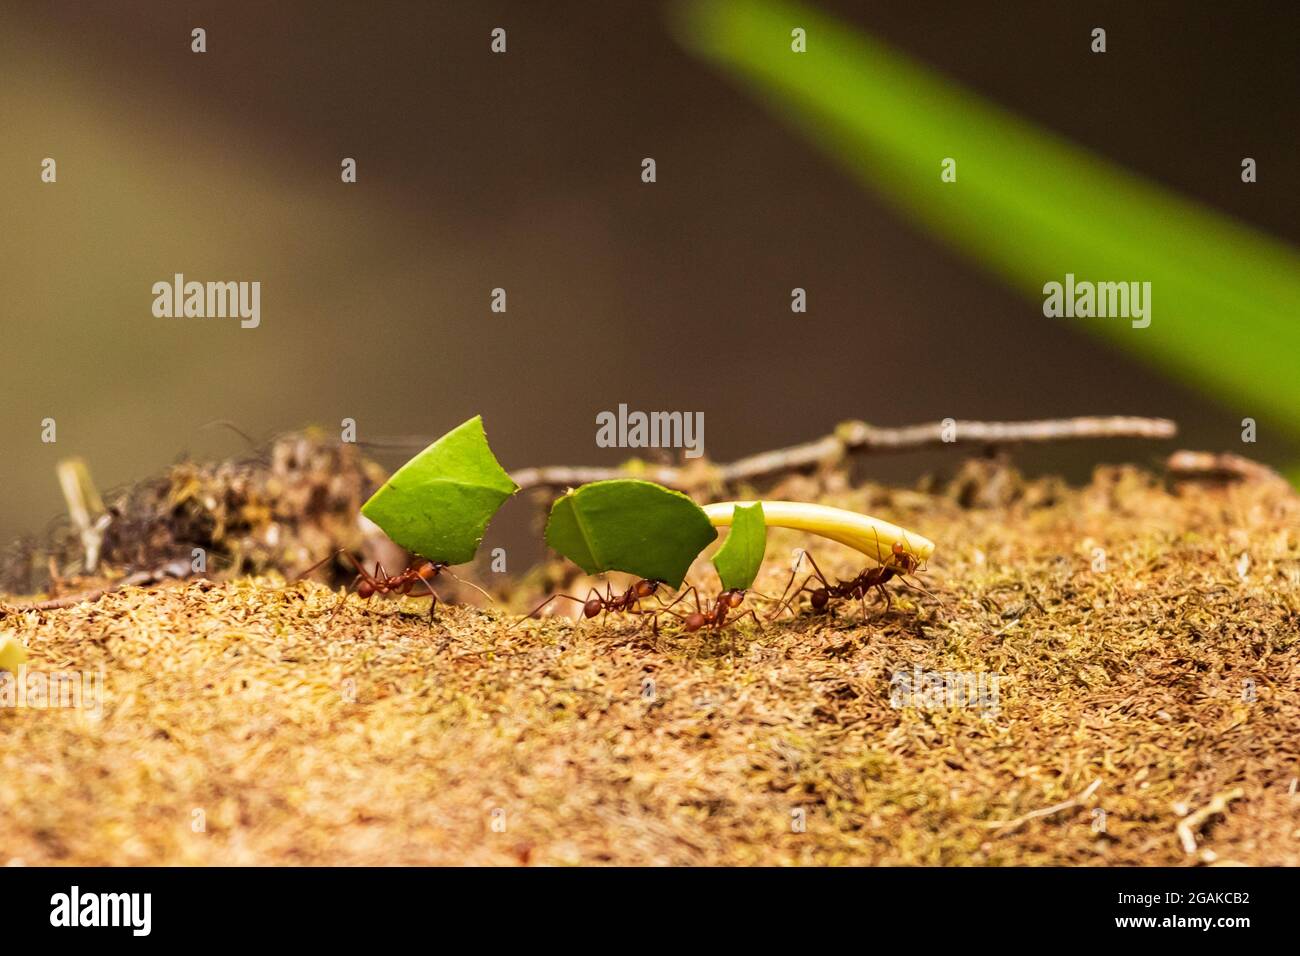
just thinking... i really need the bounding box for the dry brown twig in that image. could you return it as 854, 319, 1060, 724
984, 778, 1104, 836
1, 562, 191, 615
511, 415, 1178, 492
1165, 450, 1288, 486
1176, 787, 1245, 855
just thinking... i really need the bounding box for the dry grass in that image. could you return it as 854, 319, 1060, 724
1, 462, 1298, 865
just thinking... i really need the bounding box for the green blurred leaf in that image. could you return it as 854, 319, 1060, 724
711, 501, 766, 590
675, 0, 1300, 440
361, 416, 518, 564
544, 479, 718, 587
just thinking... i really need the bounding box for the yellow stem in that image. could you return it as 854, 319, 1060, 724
703, 500, 935, 568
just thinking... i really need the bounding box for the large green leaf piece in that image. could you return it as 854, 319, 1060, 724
544, 479, 718, 588
361, 415, 518, 565
711, 501, 766, 590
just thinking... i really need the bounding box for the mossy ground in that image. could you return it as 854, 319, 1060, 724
1, 462, 1297, 865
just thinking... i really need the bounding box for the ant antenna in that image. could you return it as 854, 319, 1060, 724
897, 574, 942, 603
199, 419, 263, 453
443, 567, 495, 603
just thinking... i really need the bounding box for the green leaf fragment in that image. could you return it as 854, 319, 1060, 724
711, 501, 766, 591
361, 415, 518, 565
544, 479, 718, 588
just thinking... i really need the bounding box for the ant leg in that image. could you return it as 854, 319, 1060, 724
629, 606, 663, 637
771, 554, 807, 616
414, 574, 442, 621
659, 585, 697, 614
771, 552, 835, 619
876, 584, 892, 611
770, 576, 818, 620
769, 554, 832, 621
326, 574, 363, 621
515, 593, 587, 626
339, 552, 381, 594
801, 552, 834, 591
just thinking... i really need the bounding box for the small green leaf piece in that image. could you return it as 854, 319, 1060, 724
361, 416, 518, 564
711, 502, 766, 591
544, 479, 718, 587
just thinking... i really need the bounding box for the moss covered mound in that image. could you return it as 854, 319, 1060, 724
1, 463, 1297, 865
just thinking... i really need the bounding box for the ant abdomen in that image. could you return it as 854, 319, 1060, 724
583, 598, 604, 618
357, 580, 376, 599
685, 612, 707, 632
810, 589, 829, 611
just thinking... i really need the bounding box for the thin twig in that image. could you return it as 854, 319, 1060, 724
1, 562, 191, 614
511, 416, 1178, 492
1176, 788, 1244, 855
984, 778, 1103, 836
1166, 450, 1287, 486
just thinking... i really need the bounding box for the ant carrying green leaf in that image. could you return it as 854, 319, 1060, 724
296, 549, 493, 621
658, 502, 769, 635
517, 479, 719, 632
305, 415, 516, 623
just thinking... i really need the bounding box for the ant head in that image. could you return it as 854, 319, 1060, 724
583, 598, 603, 618
725, 589, 745, 608
417, 562, 441, 581
811, 589, 829, 610
357, 580, 375, 599
890, 541, 919, 572
685, 612, 706, 632
634, 579, 659, 598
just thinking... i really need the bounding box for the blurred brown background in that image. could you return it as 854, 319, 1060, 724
2, 0, 1297, 553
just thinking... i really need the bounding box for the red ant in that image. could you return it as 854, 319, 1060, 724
772, 540, 927, 621
296, 550, 489, 620
664, 586, 764, 633
515, 578, 670, 631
